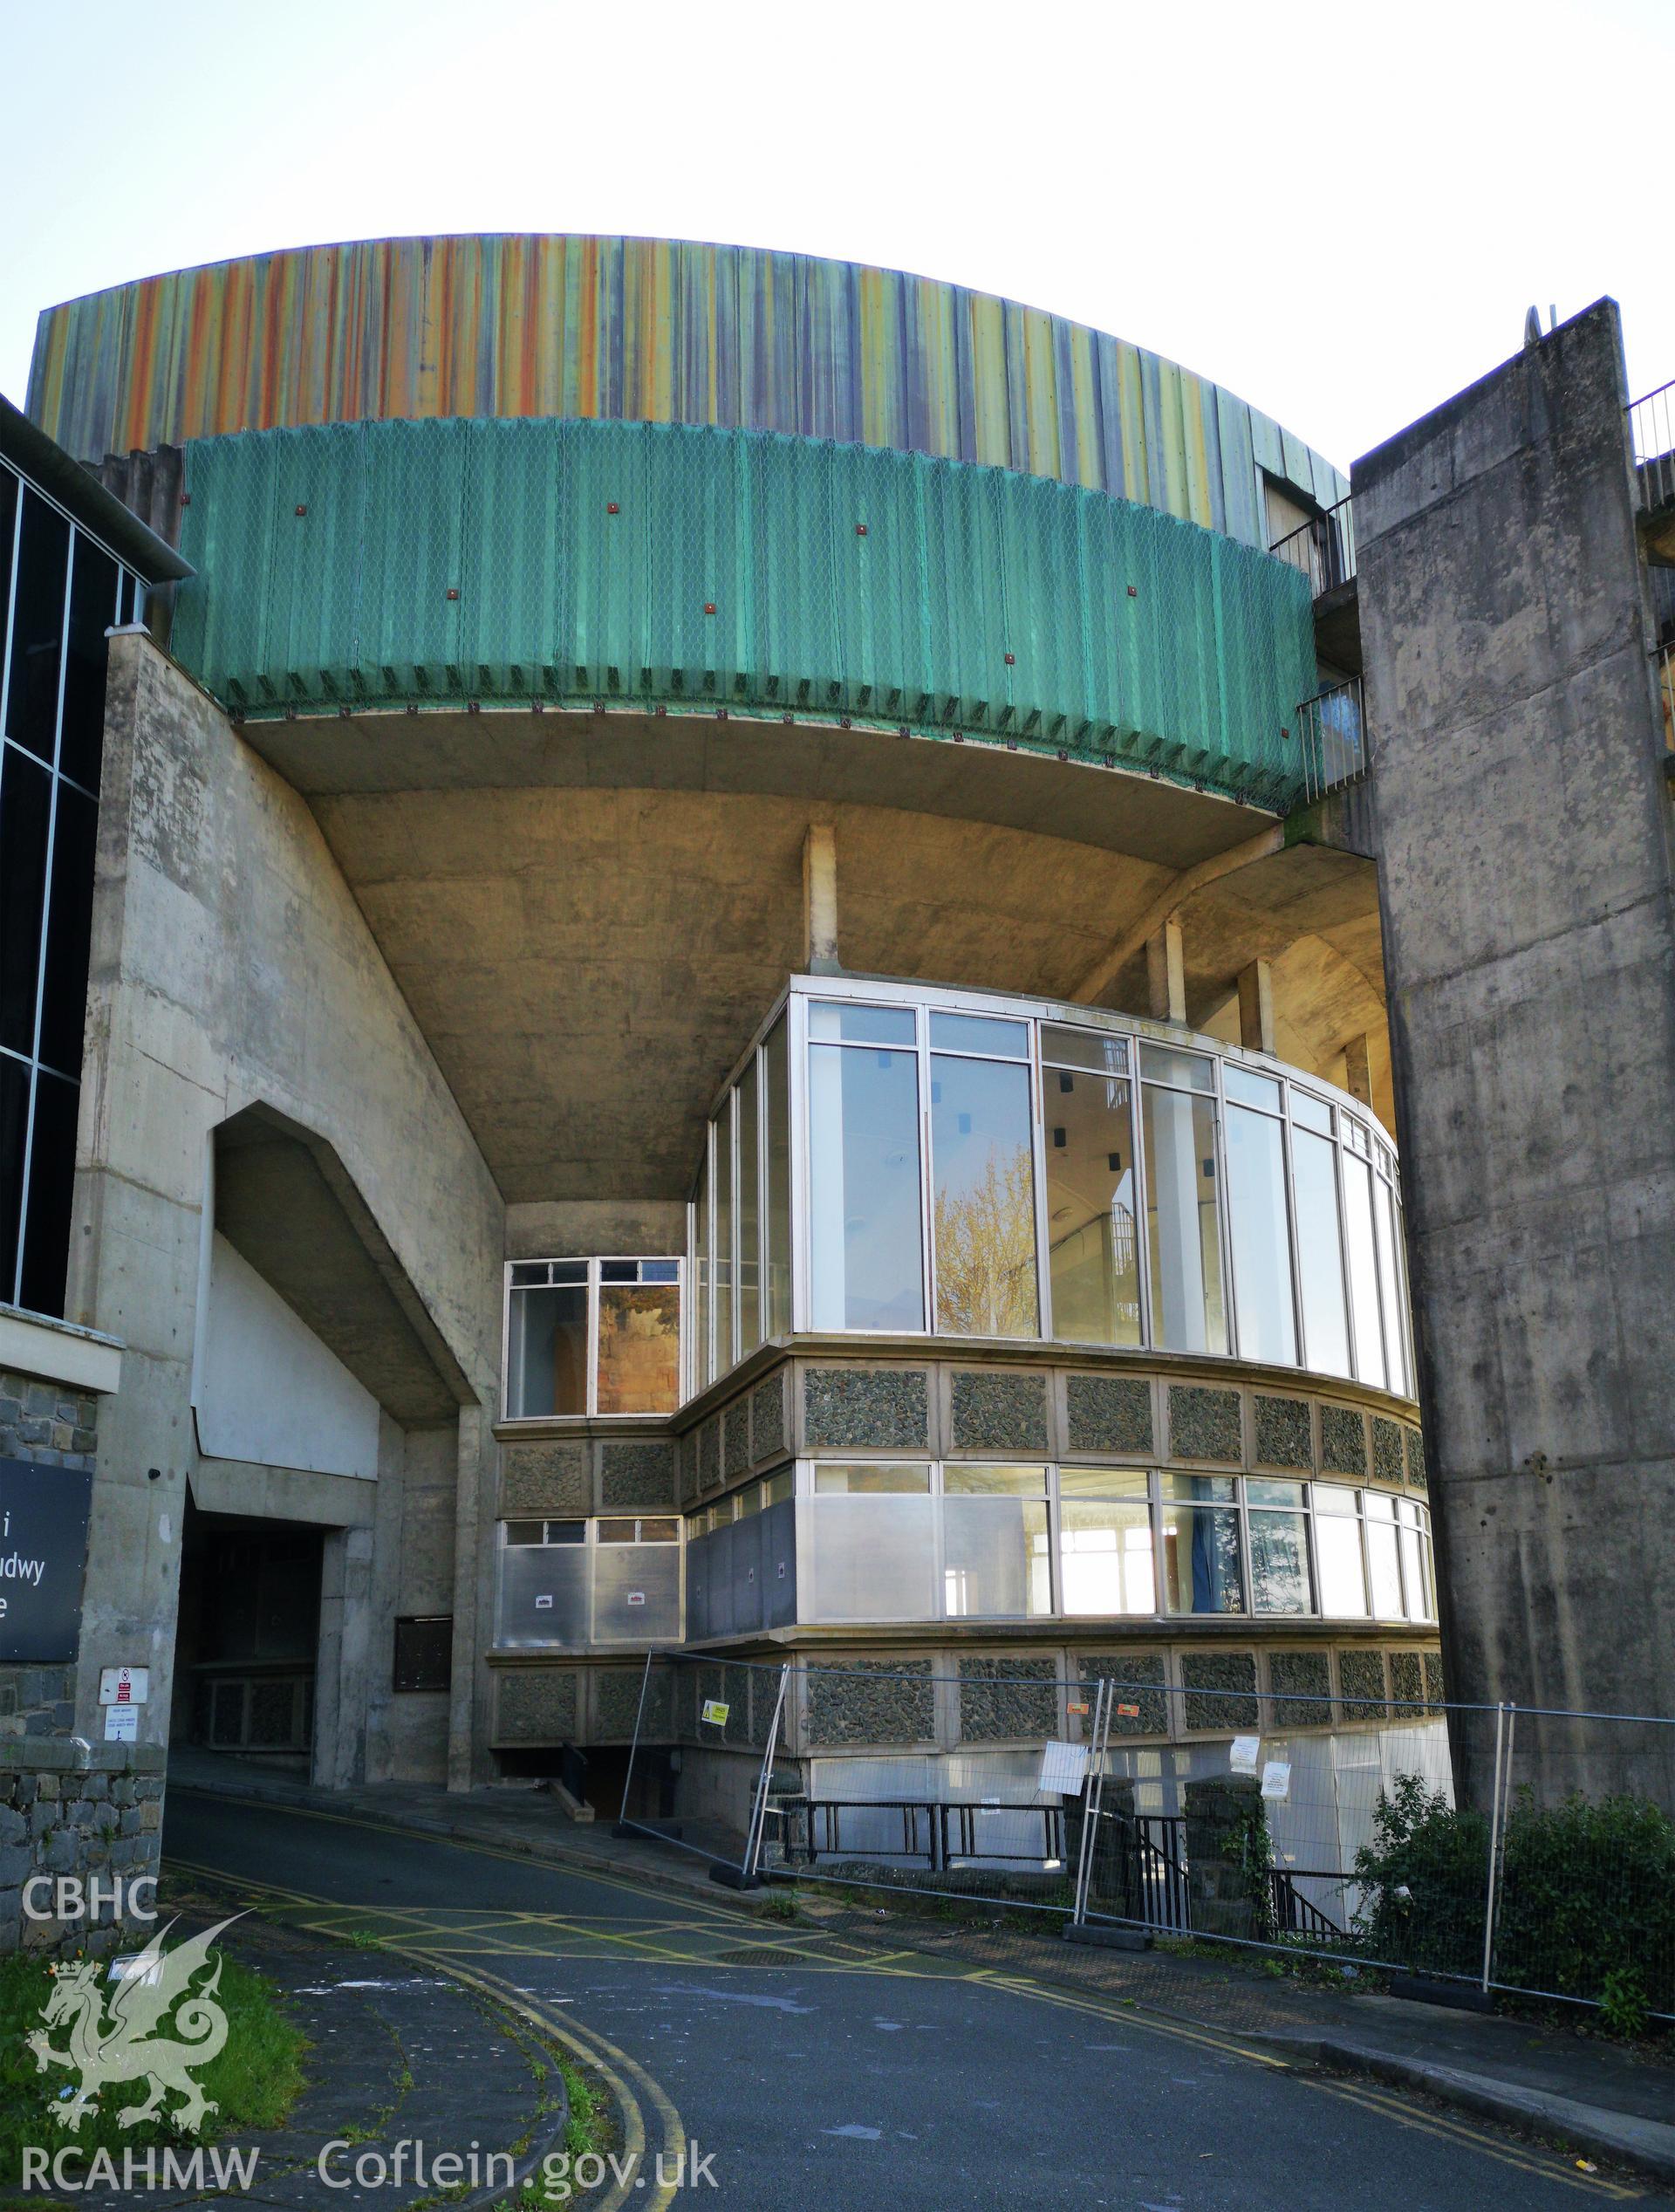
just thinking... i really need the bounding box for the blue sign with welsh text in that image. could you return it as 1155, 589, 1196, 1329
0, 1462, 93, 1662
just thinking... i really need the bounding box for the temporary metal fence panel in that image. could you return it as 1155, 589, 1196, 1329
168, 414, 1320, 809
605, 1650, 1675, 2018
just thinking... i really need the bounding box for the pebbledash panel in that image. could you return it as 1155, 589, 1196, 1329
491, 976, 1433, 1667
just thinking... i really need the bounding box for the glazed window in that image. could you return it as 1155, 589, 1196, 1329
687, 980, 1416, 1401
1043, 1029, 1140, 1351
0, 464, 143, 1318
1058, 1469, 1155, 1617
1159, 1472, 1244, 1614
807, 1030, 924, 1332
930, 1049, 1038, 1337
1225, 1090, 1296, 1367
1142, 1054, 1227, 1356
1313, 1483, 1370, 1617
941, 1464, 1050, 1619
504, 1258, 681, 1419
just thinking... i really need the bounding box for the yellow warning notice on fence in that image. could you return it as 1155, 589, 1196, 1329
701, 1699, 731, 1726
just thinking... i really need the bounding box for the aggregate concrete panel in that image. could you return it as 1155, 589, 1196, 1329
803, 1367, 930, 1451
1166, 1384, 1244, 1464
957, 1656, 1058, 1743
598, 1440, 677, 1510
500, 1440, 591, 1517
803, 1659, 935, 1747
1254, 1394, 1314, 1471
1076, 1652, 1170, 1737
947, 1370, 1050, 1455
1179, 1651, 1259, 1732
1063, 1373, 1154, 1457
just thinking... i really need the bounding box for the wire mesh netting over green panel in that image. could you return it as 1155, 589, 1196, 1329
168, 416, 1317, 808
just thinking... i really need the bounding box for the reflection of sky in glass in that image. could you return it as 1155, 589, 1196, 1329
1226, 1105, 1296, 1365
809, 1044, 923, 1331
1292, 1127, 1350, 1376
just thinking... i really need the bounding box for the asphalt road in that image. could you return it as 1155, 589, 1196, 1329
164, 1790, 1650, 2212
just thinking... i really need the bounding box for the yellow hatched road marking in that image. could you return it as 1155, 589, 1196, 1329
168, 1859, 687, 2212
167, 1836, 1646, 2202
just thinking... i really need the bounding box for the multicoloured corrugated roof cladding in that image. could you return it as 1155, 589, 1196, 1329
27, 235, 1343, 550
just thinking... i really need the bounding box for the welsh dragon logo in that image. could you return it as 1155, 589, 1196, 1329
27, 1916, 239, 2135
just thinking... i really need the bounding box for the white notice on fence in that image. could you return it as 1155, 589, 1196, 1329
1261, 1760, 1292, 1801
1229, 1734, 1261, 1775
1038, 1739, 1089, 1795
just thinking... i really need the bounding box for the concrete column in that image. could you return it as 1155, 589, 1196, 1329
1356, 300, 1675, 1808
448, 1405, 492, 1791
315, 1524, 376, 1789
803, 818, 839, 974
1145, 914, 1186, 1024
1237, 959, 1276, 1054
1341, 1032, 1372, 1106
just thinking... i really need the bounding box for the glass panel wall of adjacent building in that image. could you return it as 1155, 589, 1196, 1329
687, 979, 1414, 1398
0, 455, 148, 1317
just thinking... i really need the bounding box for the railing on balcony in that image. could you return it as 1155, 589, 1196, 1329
1629, 380, 1675, 515
1269, 492, 1356, 596
1292, 675, 1368, 801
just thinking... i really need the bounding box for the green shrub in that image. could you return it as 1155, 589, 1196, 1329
1352, 1774, 1675, 2015
1351, 1773, 1489, 1978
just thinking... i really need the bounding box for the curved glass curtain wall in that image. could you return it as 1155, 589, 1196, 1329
683, 1462, 1435, 1638
494, 1466, 1435, 1648
691, 980, 1413, 1399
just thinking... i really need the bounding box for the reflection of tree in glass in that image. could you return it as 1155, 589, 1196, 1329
934, 1149, 1037, 1335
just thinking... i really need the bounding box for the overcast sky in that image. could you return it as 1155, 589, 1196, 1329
3, 0, 1668, 471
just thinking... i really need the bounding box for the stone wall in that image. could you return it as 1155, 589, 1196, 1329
0, 1744, 166, 1957
1, 1328, 130, 1955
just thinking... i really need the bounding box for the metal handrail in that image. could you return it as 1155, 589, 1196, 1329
1268, 1867, 1347, 1940
1629, 380, 1675, 514
1292, 675, 1368, 802
1269, 492, 1356, 595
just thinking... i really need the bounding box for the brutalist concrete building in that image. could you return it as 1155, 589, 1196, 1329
2, 237, 1667, 1928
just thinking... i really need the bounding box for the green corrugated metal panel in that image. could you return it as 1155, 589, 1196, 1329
168, 416, 1317, 807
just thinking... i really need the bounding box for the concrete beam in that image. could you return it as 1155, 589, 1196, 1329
1069, 825, 1282, 1004
1236, 959, 1276, 1055
1342, 1032, 1373, 1106
1147, 916, 1186, 1024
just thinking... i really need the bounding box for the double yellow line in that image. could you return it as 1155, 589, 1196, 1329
167, 1797, 1644, 2203
168, 1855, 687, 2212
